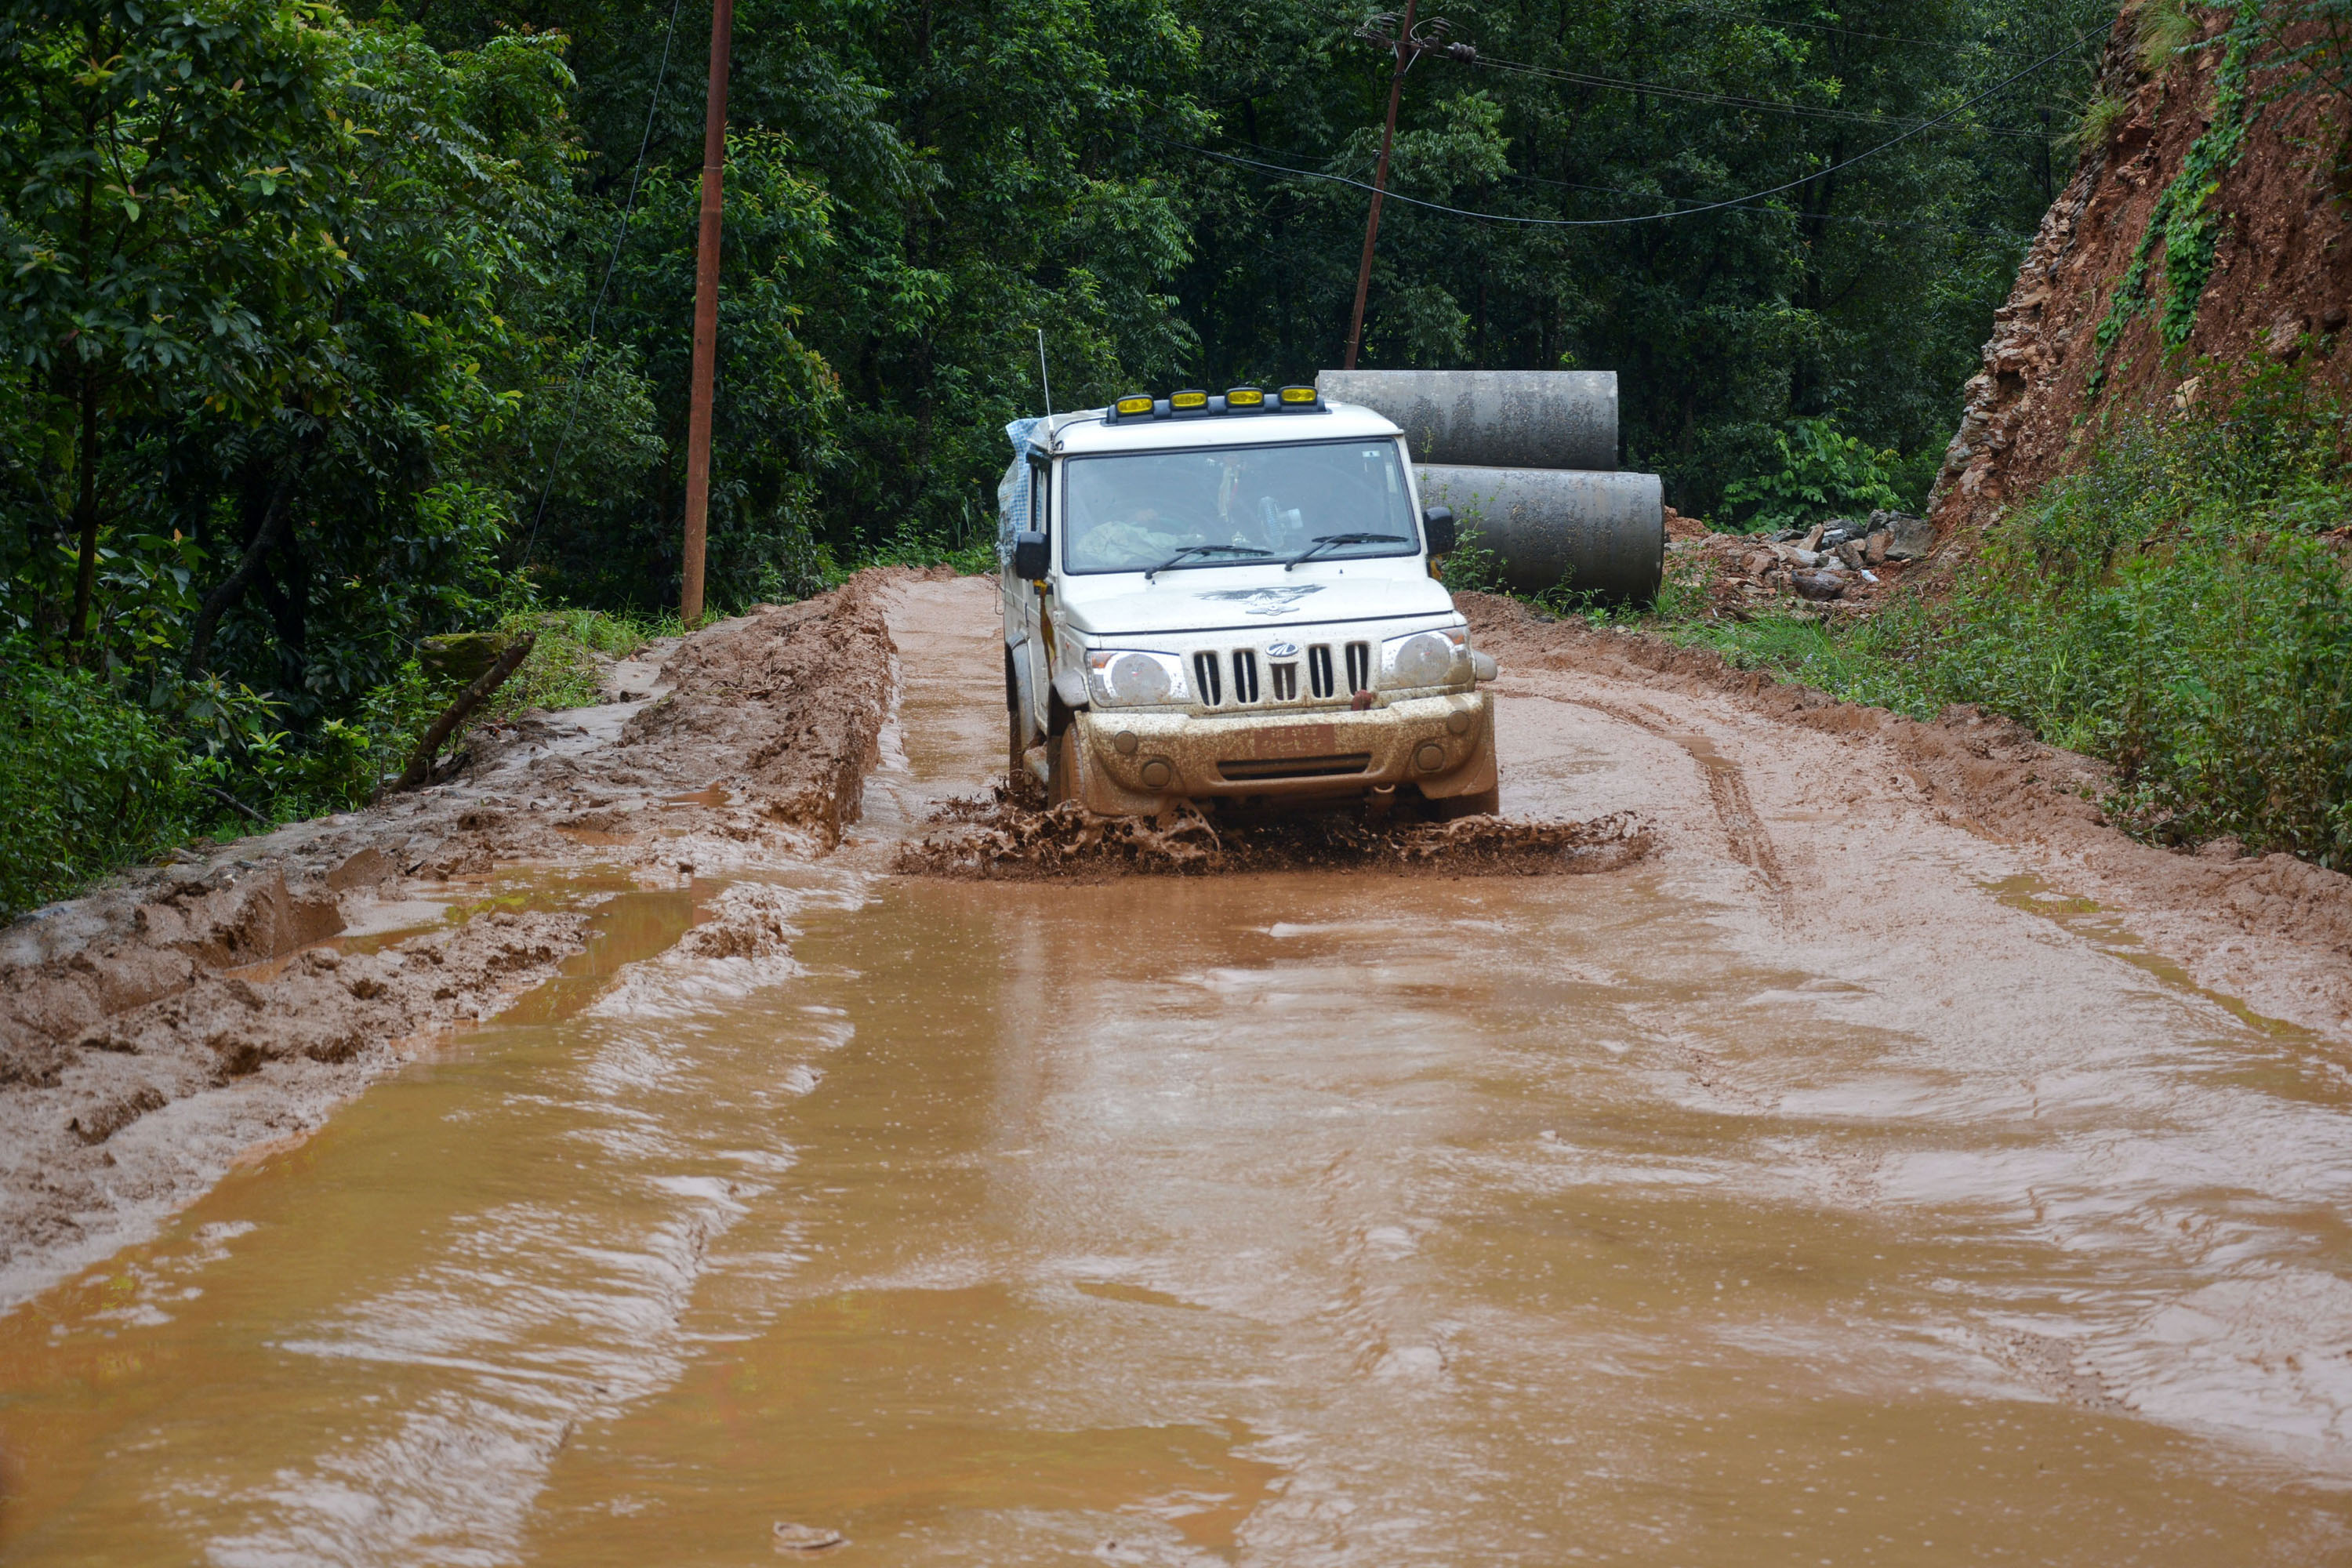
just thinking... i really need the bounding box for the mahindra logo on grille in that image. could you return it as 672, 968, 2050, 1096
1266, 641, 1300, 659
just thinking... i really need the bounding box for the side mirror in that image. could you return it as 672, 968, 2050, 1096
1013, 530, 1050, 581
1422, 505, 1457, 554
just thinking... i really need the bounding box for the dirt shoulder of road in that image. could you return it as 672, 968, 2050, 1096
0, 568, 920, 1305
1460, 592, 2352, 1027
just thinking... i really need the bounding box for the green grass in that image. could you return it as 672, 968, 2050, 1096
488, 605, 682, 720
1612, 359, 2352, 868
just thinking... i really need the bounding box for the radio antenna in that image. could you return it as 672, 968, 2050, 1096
1036, 327, 1054, 421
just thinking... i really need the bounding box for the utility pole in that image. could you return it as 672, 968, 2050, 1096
681, 0, 734, 627
1344, 8, 1475, 370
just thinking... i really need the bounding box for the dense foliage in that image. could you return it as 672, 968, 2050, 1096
1, 0, 2116, 911
1658, 361, 2352, 869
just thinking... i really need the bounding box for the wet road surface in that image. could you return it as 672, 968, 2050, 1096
5, 577, 2352, 1564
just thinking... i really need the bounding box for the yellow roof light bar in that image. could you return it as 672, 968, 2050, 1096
1102, 385, 1326, 422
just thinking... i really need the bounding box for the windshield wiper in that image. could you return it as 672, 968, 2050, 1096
1145, 543, 1271, 582
1285, 532, 1409, 571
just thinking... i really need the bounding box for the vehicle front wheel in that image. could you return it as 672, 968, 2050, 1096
1007, 676, 1027, 782
1047, 728, 1082, 809
1427, 784, 1501, 820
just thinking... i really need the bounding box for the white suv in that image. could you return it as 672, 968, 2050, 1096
1000, 384, 1500, 817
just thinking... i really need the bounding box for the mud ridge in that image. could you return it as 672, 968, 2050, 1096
1461, 593, 2352, 1013
895, 792, 1653, 880
0, 568, 920, 1305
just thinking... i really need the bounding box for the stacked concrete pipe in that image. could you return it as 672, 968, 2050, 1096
1315, 368, 1666, 603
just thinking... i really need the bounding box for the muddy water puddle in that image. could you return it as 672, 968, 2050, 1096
8, 848, 2352, 1563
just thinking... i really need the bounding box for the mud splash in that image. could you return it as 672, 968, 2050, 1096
894, 790, 1653, 880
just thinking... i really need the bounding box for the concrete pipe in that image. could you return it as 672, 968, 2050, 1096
1316, 369, 1618, 471
1416, 465, 1664, 603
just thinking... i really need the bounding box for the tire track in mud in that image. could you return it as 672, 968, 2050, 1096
1567, 697, 1787, 898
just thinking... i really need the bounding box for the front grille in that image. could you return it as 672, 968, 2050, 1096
1191, 643, 1365, 709
1192, 651, 1224, 706
1218, 753, 1373, 782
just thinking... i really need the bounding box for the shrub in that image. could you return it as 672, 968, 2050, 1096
1720, 417, 1907, 534
0, 644, 205, 919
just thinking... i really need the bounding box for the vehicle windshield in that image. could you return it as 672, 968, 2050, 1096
1062, 439, 1420, 575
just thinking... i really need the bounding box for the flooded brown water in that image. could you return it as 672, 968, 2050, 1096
6, 579, 2352, 1563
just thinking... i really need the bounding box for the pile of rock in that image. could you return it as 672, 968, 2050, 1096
1674, 509, 1936, 615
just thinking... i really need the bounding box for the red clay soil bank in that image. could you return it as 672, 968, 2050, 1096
0, 569, 913, 1303
1928, 2, 2352, 554
1461, 593, 2352, 984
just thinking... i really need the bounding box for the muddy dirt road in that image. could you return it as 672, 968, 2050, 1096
6, 574, 2352, 1563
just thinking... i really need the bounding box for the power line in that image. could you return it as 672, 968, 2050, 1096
1661, 0, 2048, 59
1201, 131, 2029, 237
522, 0, 685, 565
1498, 166, 2030, 237
1158, 27, 2090, 229
1471, 53, 2051, 140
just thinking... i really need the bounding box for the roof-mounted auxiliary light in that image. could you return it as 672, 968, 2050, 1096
1169, 388, 1210, 415
1278, 384, 1322, 410
1225, 386, 1266, 411
1112, 393, 1155, 421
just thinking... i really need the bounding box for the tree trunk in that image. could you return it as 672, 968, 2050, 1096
258, 531, 310, 697
67, 373, 100, 653
184, 454, 306, 677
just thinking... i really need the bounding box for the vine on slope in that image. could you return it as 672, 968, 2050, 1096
2086, 0, 2263, 398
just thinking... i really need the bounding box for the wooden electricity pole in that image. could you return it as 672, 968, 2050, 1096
1343, 6, 1472, 371
681, 0, 734, 627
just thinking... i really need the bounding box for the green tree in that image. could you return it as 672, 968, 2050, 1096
0, 0, 354, 650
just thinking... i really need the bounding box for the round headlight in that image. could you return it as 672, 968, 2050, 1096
1105, 652, 1172, 705
1391, 633, 1456, 688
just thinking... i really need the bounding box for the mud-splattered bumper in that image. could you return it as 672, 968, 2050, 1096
1069, 691, 1496, 813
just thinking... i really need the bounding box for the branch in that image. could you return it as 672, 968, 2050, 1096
388, 633, 535, 794
201, 782, 268, 826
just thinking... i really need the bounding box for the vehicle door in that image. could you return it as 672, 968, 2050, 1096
1018, 451, 1054, 738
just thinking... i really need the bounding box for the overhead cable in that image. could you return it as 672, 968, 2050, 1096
1158, 27, 2090, 229
1200, 131, 2031, 237
1470, 53, 2050, 140
1661, 0, 2051, 59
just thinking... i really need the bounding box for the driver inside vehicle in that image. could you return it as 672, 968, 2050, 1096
1065, 459, 1258, 572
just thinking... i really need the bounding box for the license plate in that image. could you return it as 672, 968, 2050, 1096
1254, 724, 1338, 760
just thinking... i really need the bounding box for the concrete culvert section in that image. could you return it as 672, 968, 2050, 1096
1417, 464, 1666, 601
1320, 368, 1665, 602
1316, 368, 1620, 470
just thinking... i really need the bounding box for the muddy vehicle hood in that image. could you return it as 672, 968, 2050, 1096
1058, 571, 1457, 639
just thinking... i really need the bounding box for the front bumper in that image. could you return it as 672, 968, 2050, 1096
1066, 691, 1496, 814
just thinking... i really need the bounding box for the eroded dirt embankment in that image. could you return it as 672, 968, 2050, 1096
0, 569, 908, 1302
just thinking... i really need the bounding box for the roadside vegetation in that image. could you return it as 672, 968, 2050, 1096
1611, 361, 2352, 870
